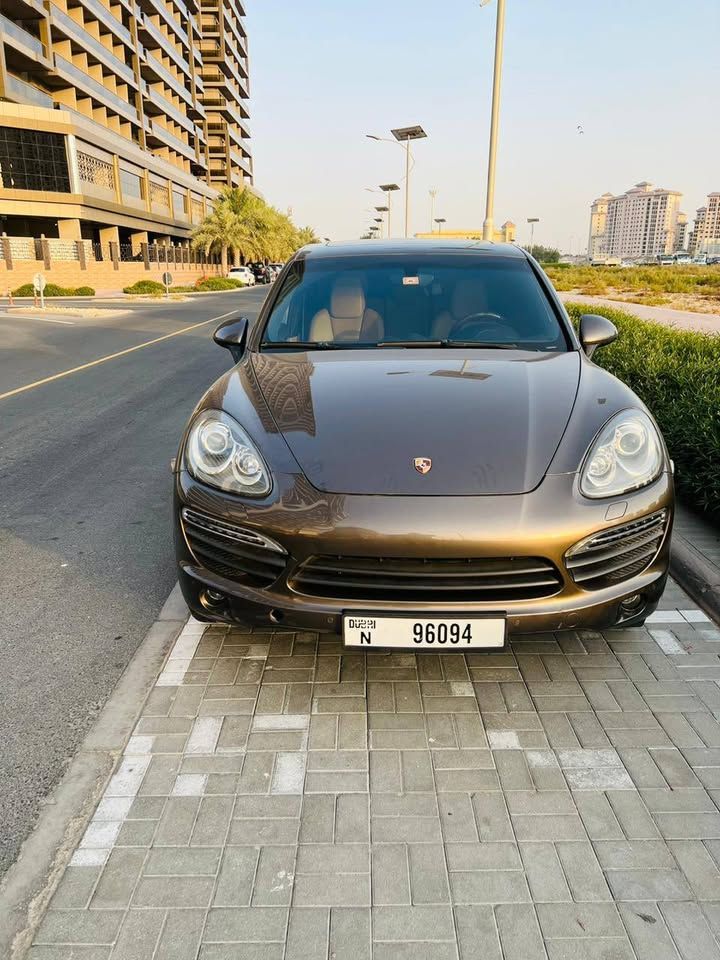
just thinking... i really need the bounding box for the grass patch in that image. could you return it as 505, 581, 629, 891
12, 283, 95, 297
565, 302, 720, 514
546, 264, 720, 299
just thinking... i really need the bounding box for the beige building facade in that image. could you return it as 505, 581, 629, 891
588, 182, 686, 262
415, 222, 517, 244
688, 194, 720, 256
0, 0, 252, 246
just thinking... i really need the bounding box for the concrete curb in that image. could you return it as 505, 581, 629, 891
671, 536, 720, 626
0, 584, 188, 960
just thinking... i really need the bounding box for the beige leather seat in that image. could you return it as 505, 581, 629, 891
433, 277, 489, 338
310, 277, 383, 341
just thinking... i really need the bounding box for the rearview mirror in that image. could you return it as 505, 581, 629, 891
579, 314, 618, 359
213, 316, 249, 362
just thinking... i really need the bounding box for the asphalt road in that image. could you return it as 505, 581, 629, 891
0, 287, 268, 874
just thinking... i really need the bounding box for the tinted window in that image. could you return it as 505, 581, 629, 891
262, 254, 567, 351
0, 128, 70, 192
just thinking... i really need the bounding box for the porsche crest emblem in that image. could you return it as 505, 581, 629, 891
413, 457, 432, 475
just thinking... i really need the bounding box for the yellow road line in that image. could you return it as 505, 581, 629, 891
0, 309, 238, 403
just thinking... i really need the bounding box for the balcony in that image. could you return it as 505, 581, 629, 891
52, 55, 139, 123
138, 15, 191, 77
4, 72, 54, 107
140, 50, 193, 107
49, 6, 137, 88
72, 0, 132, 46
0, 12, 48, 62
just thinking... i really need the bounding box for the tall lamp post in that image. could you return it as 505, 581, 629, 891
379, 183, 400, 237
367, 127, 428, 238
434, 217, 447, 234
393, 126, 428, 238
481, 0, 507, 242
375, 206, 389, 237
373, 217, 384, 239
429, 188, 438, 232
527, 217, 539, 257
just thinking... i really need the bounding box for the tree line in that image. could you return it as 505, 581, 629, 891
192, 187, 319, 272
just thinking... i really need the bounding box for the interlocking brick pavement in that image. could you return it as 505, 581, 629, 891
29, 582, 720, 959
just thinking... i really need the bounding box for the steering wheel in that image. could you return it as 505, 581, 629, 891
448, 312, 517, 341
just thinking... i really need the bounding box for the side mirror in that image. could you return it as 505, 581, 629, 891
213, 316, 249, 362
579, 313, 618, 359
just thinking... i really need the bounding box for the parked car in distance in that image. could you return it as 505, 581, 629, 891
267, 263, 284, 281
174, 239, 674, 651
227, 265, 256, 286
248, 262, 271, 284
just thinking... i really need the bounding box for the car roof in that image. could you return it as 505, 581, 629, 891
295, 239, 527, 260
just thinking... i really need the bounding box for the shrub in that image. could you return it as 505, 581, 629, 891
565, 302, 720, 514
195, 277, 244, 291
11, 282, 96, 297
123, 279, 165, 295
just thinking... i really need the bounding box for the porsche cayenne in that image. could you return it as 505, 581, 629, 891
173, 240, 673, 650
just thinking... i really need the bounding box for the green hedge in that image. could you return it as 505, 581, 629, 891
12, 283, 95, 297
195, 277, 244, 291
565, 302, 720, 514
123, 279, 165, 295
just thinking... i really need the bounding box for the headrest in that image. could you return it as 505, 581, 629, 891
452, 277, 487, 318
330, 277, 365, 319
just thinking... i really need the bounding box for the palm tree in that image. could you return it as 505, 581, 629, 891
191, 203, 237, 274
192, 186, 320, 271
295, 226, 320, 247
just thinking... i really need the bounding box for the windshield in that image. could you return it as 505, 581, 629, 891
260, 254, 568, 351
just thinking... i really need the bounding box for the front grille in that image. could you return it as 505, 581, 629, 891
290, 555, 562, 602
566, 510, 668, 590
181, 508, 287, 587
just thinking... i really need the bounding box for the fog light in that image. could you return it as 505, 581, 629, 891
200, 588, 226, 611
620, 593, 644, 617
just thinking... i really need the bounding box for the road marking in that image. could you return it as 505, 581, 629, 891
0, 309, 237, 403
0, 311, 75, 325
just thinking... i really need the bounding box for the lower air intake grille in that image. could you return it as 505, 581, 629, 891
181, 508, 286, 587
290, 555, 562, 602
566, 510, 668, 590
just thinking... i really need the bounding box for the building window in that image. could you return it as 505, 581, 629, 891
78, 151, 115, 191
173, 188, 188, 218
120, 167, 145, 201
0, 128, 70, 192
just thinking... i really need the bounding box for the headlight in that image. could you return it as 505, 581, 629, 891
185, 410, 271, 496
580, 410, 663, 498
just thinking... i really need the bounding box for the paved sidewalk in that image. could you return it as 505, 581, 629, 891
559, 292, 720, 335
28, 582, 720, 960
675, 504, 720, 573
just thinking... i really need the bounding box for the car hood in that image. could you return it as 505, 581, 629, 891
250, 350, 581, 496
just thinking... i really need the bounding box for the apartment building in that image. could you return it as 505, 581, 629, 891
688, 194, 720, 256
588, 182, 685, 262
587, 193, 611, 261
0, 0, 252, 246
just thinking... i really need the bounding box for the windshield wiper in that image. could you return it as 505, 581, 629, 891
376, 340, 444, 348
441, 340, 520, 349
260, 340, 366, 350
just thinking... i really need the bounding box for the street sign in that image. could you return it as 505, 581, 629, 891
162, 272, 173, 287
33, 273, 46, 292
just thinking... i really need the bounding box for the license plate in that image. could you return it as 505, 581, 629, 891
342, 614, 506, 650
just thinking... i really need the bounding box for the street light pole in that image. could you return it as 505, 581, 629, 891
380, 184, 400, 238
429, 189, 438, 232
368, 129, 427, 239
527, 217, 539, 257
482, 0, 507, 242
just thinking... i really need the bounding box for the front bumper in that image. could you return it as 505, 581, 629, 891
174, 468, 673, 636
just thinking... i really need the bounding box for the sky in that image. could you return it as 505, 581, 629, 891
246, 0, 720, 252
